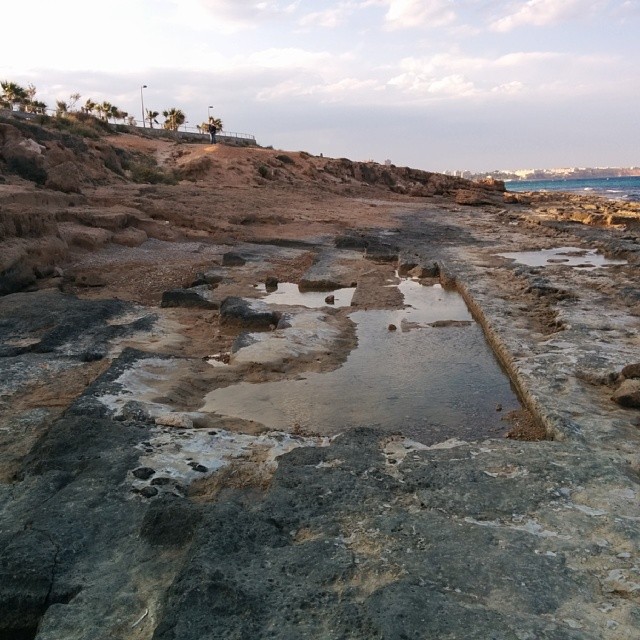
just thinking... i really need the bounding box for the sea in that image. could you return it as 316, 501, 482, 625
505, 175, 640, 202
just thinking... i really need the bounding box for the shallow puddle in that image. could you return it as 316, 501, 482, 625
497, 246, 627, 269
201, 281, 521, 444
256, 282, 356, 308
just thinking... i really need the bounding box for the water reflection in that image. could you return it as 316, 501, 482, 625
201, 282, 520, 444
256, 282, 356, 308
497, 247, 626, 269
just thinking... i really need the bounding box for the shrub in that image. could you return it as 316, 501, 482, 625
6, 156, 47, 185
275, 154, 295, 165
258, 164, 270, 179
128, 156, 178, 184
49, 113, 108, 139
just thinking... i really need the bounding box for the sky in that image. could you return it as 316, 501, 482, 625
2, 0, 639, 172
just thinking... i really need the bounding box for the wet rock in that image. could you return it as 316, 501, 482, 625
150, 477, 175, 486
189, 462, 209, 473
325, 294, 335, 305
365, 241, 399, 263
0, 530, 57, 635
408, 263, 439, 278
611, 379, 640, 408
525, 279, 576, 301
222, 252, 246, 267
192, 268, 225, 287
139, 486, 159, 498
231, 332, 260, 353
80, 348, 106, 362
140, 496, 202, 547
220, 297, 281, 330
0, 289, 140, 359
388, 323, 397, 331
265, 275, 278, 291
161, 286, 219, 309
334, 234, 368, 250
621, 363, 640, 379
133, 467, 156, 480
299, 251, 360, 291
0, 261, 36, 295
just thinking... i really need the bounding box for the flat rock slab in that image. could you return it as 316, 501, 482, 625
219, 296, 281, 330
299, 250, 362, 291
150, 428, 639, 639
161, 285, 220, 309
0, 289, 154, 359
226, 310, 351, 366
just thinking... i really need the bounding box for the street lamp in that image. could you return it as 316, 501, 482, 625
207, 105, 213, 120
140, 85, 147, 128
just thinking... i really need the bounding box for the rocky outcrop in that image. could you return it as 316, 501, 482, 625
219, 297, 281, 330
299, 250, 360, 291
161, 286, 220, 309
320, 157, 504, 199
611, 379, 640, 408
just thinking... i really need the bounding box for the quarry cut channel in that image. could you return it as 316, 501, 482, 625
201, 279, 522, 443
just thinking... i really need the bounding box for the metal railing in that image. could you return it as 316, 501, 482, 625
0, 107, 256, 142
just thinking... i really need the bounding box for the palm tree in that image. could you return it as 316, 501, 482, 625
83, 99, 96, 115
162, 107, 186, 131
108, 104, 120, 122
145, 109, 159, 128
55, 100, 68, 117
199, 118, 223, 134
29, 100, 47, 115
1, 81, 28, 110
68, 93, 81, 112
97, 101, 112, 121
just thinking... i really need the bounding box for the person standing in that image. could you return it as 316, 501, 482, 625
208, 120, 217, 144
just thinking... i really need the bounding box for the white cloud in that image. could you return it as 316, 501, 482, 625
387, 71, 476, 97
197, 0, 300, 29
298, 2, 356, 28
495, 52, 560, 67
257, 77, 380, 102
382, 0, 457, 29
491, 81, 525, 95
245, 48, 333, 69
490, 0, 604, 32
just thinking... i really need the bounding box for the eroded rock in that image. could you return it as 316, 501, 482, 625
611, 379, 640, 408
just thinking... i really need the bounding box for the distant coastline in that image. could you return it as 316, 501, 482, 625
505, 175, 640, 202
459, 167, 640, 182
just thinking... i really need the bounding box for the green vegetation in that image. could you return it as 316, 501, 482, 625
1, 79, 216, 133
162, 108, 186, 131
276, 154, 294, 164
124, 154, 178, 185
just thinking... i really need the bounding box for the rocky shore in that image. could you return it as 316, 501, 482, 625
1, 115, 639, 639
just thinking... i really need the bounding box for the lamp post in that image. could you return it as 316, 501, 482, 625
207, 105, 213, 121
140, 85, 147, 128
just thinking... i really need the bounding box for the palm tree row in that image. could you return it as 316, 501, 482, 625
1, 79, 224, 133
